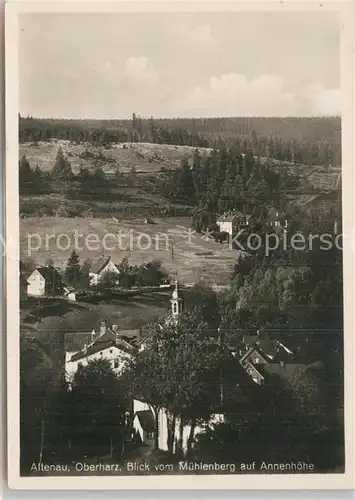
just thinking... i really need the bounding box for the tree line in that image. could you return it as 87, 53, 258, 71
19, 113, 341, 168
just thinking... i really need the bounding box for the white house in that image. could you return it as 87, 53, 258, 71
133, 398, 224, 454
133, 407, 155, 447
27, 266, 63, 297
63, 286, 77, 301
216, 211, 251, 236
89, 256, 120, 286
65, 321, 139, 387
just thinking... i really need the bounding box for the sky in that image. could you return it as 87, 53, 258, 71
19, 11, 341, 119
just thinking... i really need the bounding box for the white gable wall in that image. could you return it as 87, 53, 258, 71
65, 345, 133, 387
89, 260, 120, 286
217, 220, 234, 235
27, 270, 46, 297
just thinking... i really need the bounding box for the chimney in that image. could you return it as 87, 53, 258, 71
83, 344, 87, 355
100, 320, 107, 335
90, 329, 96, 343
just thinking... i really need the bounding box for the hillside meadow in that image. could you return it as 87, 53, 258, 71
20, 216, 237, 285
19, 141, 212, 175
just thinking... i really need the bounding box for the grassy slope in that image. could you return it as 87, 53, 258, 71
21, 292, 172, 351
21, 216, 237, 285
20, 140, 340, 194
19, 141, 212, 175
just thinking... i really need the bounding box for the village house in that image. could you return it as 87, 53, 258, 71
65, 321, 140, 387
89, 256, 120, 286
133, 406, 156, 447
63, 286, 77, 302
238, 331, 298, 386
26, 266, 63, 297
216, 211, 251, 236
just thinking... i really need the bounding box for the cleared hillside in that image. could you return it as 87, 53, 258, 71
19, 140, 341, 197
19, 141, 212, 175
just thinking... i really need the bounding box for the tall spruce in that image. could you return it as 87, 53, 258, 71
64, 250, 81, 286
52, 147, 73, 181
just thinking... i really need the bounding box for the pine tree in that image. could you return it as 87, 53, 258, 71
64, 250, 81, 286
175, 157, 195, 204
19, 155, 33, 194
52, 147, 73, 180
148, 116, 158, 143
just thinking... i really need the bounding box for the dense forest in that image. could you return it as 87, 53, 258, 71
19, 114, 341, 168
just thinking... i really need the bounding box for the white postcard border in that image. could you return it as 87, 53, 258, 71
5, 0, 355, 490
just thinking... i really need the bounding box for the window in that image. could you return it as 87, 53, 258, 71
114, 360, 119, 369
173, 303, 177, 313
109, 349, 113, 354
147, 432, 154, 440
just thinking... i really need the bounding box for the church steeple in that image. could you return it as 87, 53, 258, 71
170, 280, 183, 319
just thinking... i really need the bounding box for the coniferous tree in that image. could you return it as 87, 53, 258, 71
19, 155, 33, 194
52, 147, 73, 181
64, 250, 81, 286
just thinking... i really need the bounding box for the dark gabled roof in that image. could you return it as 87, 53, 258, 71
244, 361, 265, 382
256, 337, 279, 359
239, 347, 270, 367
69, 327, 136, 362
217, 211, 243, 223
34, 266, 62, 285
256, 337, 295, 363
70, 339, 115, 362
89, 256, 115, 275
119, 330, 140, 346
134, 410, 156, 433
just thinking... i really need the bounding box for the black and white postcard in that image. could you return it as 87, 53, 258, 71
5, 0, 355, 490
